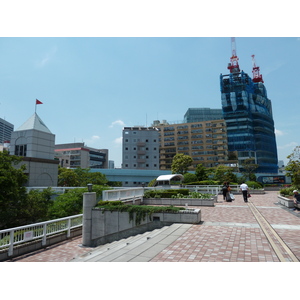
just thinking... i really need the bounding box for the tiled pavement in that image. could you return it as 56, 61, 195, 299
7, 191, 300, 262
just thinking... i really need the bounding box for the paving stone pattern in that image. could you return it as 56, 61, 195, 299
8, 191, 300, 262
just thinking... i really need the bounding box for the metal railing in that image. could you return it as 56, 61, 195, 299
0, 214, 83, 257
102, 187, 144, 202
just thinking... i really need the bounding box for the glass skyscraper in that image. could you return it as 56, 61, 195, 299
220, 71, 278, 173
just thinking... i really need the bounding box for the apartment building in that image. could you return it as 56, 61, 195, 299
122, 127, 160, 170
153, 119, 228, 170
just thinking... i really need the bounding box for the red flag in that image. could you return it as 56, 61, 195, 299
36, 99, 43, 105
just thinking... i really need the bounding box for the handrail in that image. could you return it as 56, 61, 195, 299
0, 214, 83, 257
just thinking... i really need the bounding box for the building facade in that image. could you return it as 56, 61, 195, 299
55, 143, 109, 169
220, 71, 278, 173
0, 117, 14, 144
122, 127, 160, 170
184, 108, 223, 123
154, 119, 228, 170
9, 113, 59, 186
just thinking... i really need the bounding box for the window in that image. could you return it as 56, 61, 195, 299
15, 144, 27, 156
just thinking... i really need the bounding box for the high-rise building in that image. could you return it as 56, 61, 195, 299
0, 118, 14, 144
220, 39, 278, 173
154, 119, 228, 170
122, 127, 160, 169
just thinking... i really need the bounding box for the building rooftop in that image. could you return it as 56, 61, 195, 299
16, 113, 52, 134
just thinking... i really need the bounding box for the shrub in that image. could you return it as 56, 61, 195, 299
246, 181, 263, 189
280, 186, 295, 197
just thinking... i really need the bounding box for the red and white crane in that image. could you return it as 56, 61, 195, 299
227, 37, 240, 73
251, 54, 264, 83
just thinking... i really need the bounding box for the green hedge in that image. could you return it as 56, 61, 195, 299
144, 189, 190, 198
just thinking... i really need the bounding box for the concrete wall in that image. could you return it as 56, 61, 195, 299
143, 196, 217, 207
85, 209, 201, 247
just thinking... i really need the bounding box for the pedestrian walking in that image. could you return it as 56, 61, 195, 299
240, 181, 249, 202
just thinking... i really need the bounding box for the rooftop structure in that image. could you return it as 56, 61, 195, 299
184, 108, 223, 123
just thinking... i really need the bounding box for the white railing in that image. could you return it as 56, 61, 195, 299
102, 187, 144, 202
0, 214, 83, 257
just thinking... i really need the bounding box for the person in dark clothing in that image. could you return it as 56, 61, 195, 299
293, 190, 300, 211
222, 182, 228, 201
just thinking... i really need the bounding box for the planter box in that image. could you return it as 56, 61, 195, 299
143, 196, 216, 207
277, 195, 295, 208
85, 208, 201, 247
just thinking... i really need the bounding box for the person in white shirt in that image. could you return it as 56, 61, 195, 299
240, 182, 249, 202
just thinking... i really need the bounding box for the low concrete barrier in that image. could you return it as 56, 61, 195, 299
143, 196, 217, 207
277, 195, 300, 208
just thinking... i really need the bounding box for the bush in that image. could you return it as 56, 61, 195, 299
144, 189, 190, 198
246, 181, 263, 189
185, 180, 219, 186
280, 186, 295, 197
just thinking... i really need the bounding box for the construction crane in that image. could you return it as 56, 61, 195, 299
251, 54, 264, 83
227, 37, 240, 73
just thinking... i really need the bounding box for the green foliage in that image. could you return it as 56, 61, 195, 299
144, 189, 190, 198
195, 164, 209, 181
245, 181, 263, 189
148, 178, 157, 187
73, 168, 108, 186
183, 173, 198, 184
240, 158, 259, 181
0, 150, 28, 229
58, 167, 80, 187
279, 186, 295, 197
48, 185, 111, 219
184, 180, 219, 186
24, 188, 54, 223
171, 153, 193, 174
143, 189, 213, 199
96, 201, 185, 225
211, 165, 237, 184
285, 146, 300, 188
58, 167, 108, 187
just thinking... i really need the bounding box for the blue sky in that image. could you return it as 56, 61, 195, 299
1, 37, 299, 167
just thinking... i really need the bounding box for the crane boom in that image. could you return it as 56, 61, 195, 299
227, 37, 240, 73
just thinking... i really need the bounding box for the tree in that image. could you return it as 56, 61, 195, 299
285, 146, 300, 188
171, 153, 193, 174
212, 165, 237, 184
183, 172, 198, 184
0, 150, 28, 229
58, 167, 80, 187
23, 188, 54, 223
195, 164, 209, 181
74, 168, 108, 186
240, 158, 259, 181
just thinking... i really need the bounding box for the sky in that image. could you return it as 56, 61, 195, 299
0, 2, 300, 169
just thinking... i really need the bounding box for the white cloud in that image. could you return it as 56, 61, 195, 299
275, 129, 284, 136
114, 136, 123, 145
109, 120, 125, 128
278, 141, 298, 149
35, 46, 57, 68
